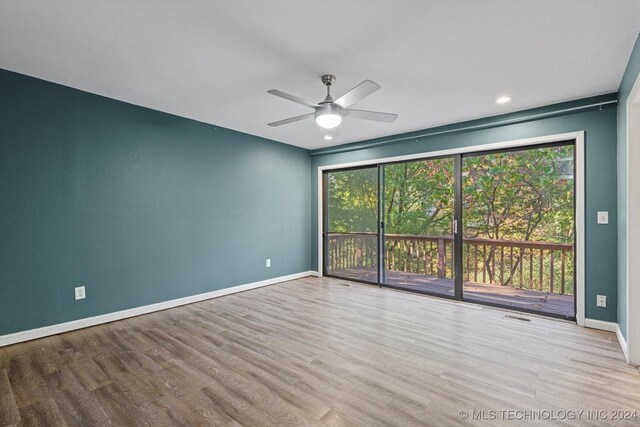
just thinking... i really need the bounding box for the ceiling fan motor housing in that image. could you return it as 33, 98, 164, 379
315, 102, 341, 117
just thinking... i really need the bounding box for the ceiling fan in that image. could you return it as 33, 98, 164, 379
267, 75, 398, 130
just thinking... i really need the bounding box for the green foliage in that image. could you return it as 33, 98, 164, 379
462, 145, 574, 244
326, 168, 378, 233
328, 145, 575, 244
384, 158, 454, 236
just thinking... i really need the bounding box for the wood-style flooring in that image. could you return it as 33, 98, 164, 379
1, 276, 638, 426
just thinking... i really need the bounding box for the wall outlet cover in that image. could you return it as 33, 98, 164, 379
75, 286, 86, 300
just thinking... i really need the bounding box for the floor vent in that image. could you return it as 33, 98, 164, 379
504, 314, 531, 322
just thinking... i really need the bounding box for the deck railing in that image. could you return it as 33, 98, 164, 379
327, 233, 574, 295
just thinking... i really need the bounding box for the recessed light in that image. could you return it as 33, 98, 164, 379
495, 96, 512, 104
324, 135, 333, 141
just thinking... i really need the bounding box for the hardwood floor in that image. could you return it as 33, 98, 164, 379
1, 276, 638, 426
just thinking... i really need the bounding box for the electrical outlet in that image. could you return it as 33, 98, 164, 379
75, 286, 86, 300
596, 294, 607, 308
266, 259, 271, 268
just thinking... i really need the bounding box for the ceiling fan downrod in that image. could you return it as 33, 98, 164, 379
321, 74, 336, 103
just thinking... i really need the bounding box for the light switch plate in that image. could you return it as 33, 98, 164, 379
597, 211, 608, 224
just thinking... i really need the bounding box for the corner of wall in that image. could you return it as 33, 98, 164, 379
616, 32, 640, 342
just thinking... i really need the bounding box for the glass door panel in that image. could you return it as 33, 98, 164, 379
324, 167, 379, 283
382, 158, 455, 297
461, 144, 575, 319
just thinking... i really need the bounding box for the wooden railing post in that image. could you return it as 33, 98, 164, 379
437, 238, 445, 278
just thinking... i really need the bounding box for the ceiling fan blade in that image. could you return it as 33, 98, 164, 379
267, 90, 319, 108
267, 113, 315, 127
343, 109, 398, 123
334, 80, 381, 108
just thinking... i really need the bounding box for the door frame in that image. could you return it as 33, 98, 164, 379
317, 131, 586, 326
625, 71, 640, 364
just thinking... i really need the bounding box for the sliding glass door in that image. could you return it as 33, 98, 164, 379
322, 141, 575, 320
381, 158, 456, 298
461, 145, 575, 318
324, 167, 379, 283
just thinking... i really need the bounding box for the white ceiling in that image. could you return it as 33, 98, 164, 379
1, 1, 639, 150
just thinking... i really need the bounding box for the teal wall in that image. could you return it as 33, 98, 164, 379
0, 69, 311, 336
311, 95, 619, 323
617, 33, 640, 339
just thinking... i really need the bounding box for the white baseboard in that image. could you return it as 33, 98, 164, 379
583, 318, 618, 332
0, 271, 315, 348
583, 319, 631, 362
616, 323, 630, 363
309, 270, 321, 277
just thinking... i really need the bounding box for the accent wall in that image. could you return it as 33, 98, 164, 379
0, 69, 311, 336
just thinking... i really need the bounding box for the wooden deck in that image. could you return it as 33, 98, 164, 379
329, 268, 575, 318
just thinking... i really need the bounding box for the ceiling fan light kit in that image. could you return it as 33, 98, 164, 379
267, 74, 398, 135
315, 104, 342, 129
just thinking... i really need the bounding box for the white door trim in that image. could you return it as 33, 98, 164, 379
317, 131, 586, 326
626, 72, 640, 364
